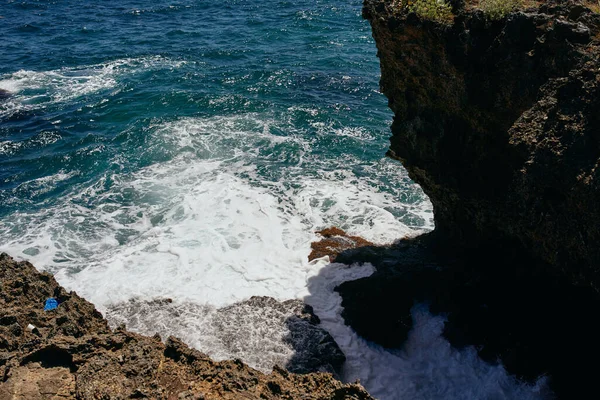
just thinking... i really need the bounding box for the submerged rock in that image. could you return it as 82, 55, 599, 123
0, 88, 11, 100
218, 296, 346, 375
0, 253, 372, 399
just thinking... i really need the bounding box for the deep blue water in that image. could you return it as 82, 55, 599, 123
1, 0, 421, 210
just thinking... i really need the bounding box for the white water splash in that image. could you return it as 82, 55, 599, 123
304, 261, 551, 400
0, 56, 186, 118
0, 115, 422, 304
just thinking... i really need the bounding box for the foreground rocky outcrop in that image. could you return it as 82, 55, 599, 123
0, 253, 372, 399
334, 0, 600, 398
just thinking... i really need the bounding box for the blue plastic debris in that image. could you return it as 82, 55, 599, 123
44, 298, 58, 311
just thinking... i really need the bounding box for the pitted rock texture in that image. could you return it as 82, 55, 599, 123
0, 253, 373, 399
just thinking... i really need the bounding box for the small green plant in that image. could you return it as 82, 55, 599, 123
479, 0, 523, 20
405, 0, 454, 23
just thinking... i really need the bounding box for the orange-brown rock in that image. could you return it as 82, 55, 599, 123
308, 228, 374, 262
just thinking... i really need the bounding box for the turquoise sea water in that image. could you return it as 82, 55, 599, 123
0, 1, 549, 399
0, 0, 425, 219
1, 0, 431, 262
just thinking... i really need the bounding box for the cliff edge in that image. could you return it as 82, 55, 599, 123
367, 0, 600, 286
335, 0, 600, 397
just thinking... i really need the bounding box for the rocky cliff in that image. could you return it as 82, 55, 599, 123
367, 0, 600, 286
334, 0, 600, 398
0, 253, 372, 399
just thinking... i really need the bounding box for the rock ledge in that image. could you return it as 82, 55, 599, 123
0, 253, 372, 400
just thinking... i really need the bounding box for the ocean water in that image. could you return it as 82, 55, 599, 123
0, 1, 547, 399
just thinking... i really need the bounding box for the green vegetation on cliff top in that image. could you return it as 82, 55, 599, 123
393, 0, 598, 24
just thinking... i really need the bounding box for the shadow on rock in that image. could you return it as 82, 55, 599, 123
333, 233, 600, 398
282, 302, 346, 376
0, 88, 10, 101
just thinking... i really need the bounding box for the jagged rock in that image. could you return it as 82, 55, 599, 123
366, 0, 600, 288
309, 227, 375, 262
0, 253, 373, 399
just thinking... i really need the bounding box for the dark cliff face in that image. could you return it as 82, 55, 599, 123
333, 1, 600, 397
365, 0, 600, 288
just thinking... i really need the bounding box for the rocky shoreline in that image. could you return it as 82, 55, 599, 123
0, 253, 372, 399
2, 0, 599, 398
332, 0, 600, 398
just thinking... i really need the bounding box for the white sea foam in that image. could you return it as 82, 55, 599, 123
0, 113, 546, 399
304, 261, 550, 400
13, 170, 79, 198
1, 114, 419, 303
0, 56, 186, 118
0, 131, 62, 156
